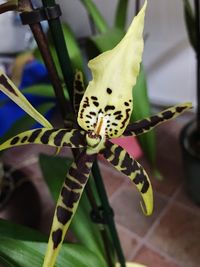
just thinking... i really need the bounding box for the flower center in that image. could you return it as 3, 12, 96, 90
94, 113, 109, 137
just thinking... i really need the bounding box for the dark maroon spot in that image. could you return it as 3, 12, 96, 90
114, 111, 122, 115
115, 115, 123, 120
176, 106, 187, 113
40, 129, 58, 144
54, 130, 68, 146
104, 105, 115, 112
28, 129, 42, 143
93, 101, 99, 107
65, 177, 82, 189
161, 110, 174, 120
61, 187, 80, 208
124, 102, 129, 106
52, 229, 62, 249
89, 111, 96, 116
10, 136, 20, 145
91, 96, 98, 100
21, 136, 28, 143
86, 115, 92, 119
112, 122, 117, 126
57, 206, 73, 225
106, 88, 112, 94
120, 109, 131, 129
0, 75, 17, 96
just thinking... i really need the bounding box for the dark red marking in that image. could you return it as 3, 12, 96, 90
57, 206, 73, 225
52, 228, 62, 249
0, 75, 17, 96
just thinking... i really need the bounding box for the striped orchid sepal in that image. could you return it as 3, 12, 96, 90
0, 1, 192, 267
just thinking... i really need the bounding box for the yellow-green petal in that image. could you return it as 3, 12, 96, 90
78, 1, 147, 138
0, 71, 52, 128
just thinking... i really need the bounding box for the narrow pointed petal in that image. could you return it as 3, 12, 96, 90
73, 70, 85, 115
78, 1, 147, 137
43, 150, 96, 267
101, 141, 153, 215
0, 128, 87, 151
0, 71, 52, 128
124, 102, 192, 136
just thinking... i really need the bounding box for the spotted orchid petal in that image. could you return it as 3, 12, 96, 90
124, 102, 192, 136
0, 128, 87, 151
78, 1, 147, 139
43, 150, 96, 267
0, 71, 52, 128
102, 141, 153, 215
73, 70, 85, 115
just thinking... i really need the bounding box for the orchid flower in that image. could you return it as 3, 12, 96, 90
0, 1, 191, 266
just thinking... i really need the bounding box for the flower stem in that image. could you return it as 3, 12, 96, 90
92, 161, 126, 267
41, 0, 74, 102
20, 0, 68, 122
135, 0, 140, 14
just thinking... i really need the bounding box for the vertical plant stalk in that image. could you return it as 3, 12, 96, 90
41, 0, 74, 102
92, 161, 126, 267
195, 0, 200, 132
20, 0, 68, 122
135, 0, 140, 14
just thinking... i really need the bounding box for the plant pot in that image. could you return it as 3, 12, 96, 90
180, 120, 200, 204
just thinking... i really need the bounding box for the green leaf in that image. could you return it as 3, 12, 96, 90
39, 154, 107, 267
80, 0, 109, 33
86, 28, 125, 59
182, 0, 196, 51
22, 84, 56, 98
0, 102, 55, 143
131, 65, 156, 166
114, 0, 129, 30
0, 238, 105, 267
0, 218, 47, 242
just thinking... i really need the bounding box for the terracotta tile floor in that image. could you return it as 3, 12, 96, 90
1, 115, 200, 267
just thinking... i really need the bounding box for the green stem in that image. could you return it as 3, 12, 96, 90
114, 0, 129, 30
135, 0, 140, 14
41, 0, 74, 102
80, 0, 109, 33
20, 0, 68, 122
92, 161, 126, 267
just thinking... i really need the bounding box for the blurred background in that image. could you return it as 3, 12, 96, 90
0, 1, 199, 267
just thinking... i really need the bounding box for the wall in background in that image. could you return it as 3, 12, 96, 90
58, 0, 196, 108
0, 0, 195, 108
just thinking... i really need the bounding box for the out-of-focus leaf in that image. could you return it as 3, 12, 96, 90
34, 23, 84, 78
0, 238, 105, 267
131, 65, 156, 166
182, 0, 196, 51
86, 28, 125, 59
80, 0, 109, 33
39, 154, 107, 267
114, 0, 129, 30
22, 84, 55, 98
0, 218, 47, 242
1, 102, 55, 143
